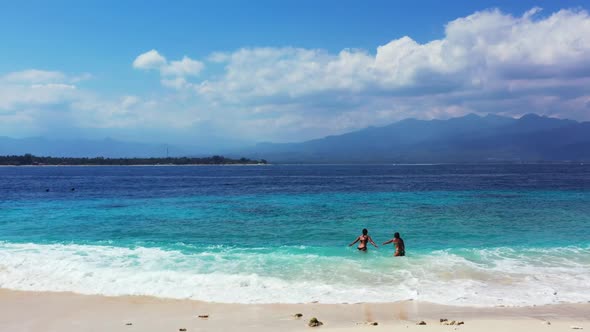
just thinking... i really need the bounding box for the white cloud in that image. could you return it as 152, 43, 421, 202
0, 69, 91, 85
161, 77, 188, 89
31, 83, 76, 90
178, 7, 590, 140
133, 50, 204, 89
132, 49, 167, 69
2, 69, 66, 84
0, 70, 84, 111
198, 8, 590, 103
0, 68, 203, 141
4, 7, 590, 144
0, 70, 90, 138
161, 56, 204, 77
121, 95, 140, 108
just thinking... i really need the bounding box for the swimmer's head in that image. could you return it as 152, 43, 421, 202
394, 232, 400, 238
362, 228, 368, 235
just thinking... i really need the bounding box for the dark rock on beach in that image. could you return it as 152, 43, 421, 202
308, 317, 323, 327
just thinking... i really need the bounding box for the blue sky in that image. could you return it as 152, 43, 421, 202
1, 0, 590, 147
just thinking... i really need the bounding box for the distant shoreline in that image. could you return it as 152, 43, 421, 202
0, 163, 269, 167
0, 154, 268, 166
0, 162, 587, 167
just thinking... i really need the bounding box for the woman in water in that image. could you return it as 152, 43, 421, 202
349, 228, 378, 251
382, 232, 405, 256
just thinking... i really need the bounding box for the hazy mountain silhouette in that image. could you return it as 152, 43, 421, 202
246, 114, 590, 163
2, 114, 589, 162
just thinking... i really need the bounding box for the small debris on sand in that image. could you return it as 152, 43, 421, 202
367, 321, 378, 326
179, 329, 187, 332
125, 322, 132, 326
417, 321, 427, 325
542, 321, 552, 325
294, 313, 303, 319
571, 327, 583, 330
197, 315, 209, 319
441, 320, 465, 326
308, 317, 323, 327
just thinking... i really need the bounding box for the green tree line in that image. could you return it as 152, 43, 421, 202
0, 154, 267, 166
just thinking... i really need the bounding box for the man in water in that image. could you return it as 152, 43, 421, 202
349, 228, 378, 251
382, 232, 405, 256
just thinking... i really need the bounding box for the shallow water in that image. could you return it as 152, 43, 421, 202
1, 164, 589, 305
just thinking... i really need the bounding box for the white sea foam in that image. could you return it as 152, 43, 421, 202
0, 242, 589, 306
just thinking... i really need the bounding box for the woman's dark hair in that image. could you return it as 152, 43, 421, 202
362, 228, 368, 235
394, 232, 400, 238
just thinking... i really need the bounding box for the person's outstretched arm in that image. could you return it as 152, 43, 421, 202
382, 239, 393, 245
349, 236, 360, 247
368, 236, 378, 248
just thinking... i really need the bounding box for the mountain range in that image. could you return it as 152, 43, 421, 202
1, 113, 589, 162
244, 113, 590, 163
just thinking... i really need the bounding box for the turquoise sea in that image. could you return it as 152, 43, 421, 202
0, 164, 589, 306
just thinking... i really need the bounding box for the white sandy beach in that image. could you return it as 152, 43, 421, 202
0, 289, 588, 332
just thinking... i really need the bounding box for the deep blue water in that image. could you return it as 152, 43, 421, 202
0, 164, 589, 305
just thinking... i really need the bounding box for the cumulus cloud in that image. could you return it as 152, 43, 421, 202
0, 69, 89, 138
161, 77, 188, 90
180, 7, 590, 140
1, 69, 91, 85
4, 7, 590, 144
133, 50, 204, 89
132, 49, 167, 69
0, 68, 201, 140
2, 69, 67, 84
198, 8, 590, 102
161, 56, 204, 77
0, 70, 83, 111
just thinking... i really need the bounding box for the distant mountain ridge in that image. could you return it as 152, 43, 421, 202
245, 114, 590, 163
2, 114, 589, 162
